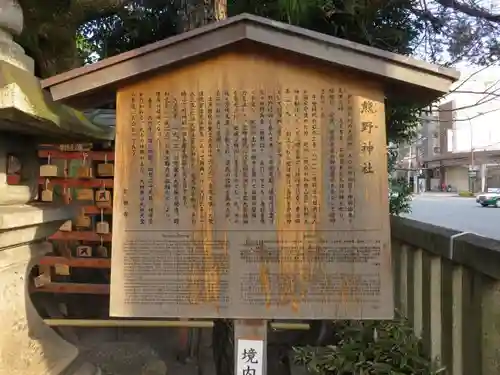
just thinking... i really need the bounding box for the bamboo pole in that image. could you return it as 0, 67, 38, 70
44, 319, 310, 330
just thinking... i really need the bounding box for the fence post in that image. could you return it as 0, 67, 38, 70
481, 277, 500, 375
234, 320, 267, 375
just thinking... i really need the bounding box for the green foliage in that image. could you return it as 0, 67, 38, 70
230, 0, 424, 56
294, 316, 445, 375
384, 100, 420, 216
77, 1, 177, 63
458, 191, 474, 197
389, 177, 413, 215
19, 0, 500, 75
388, 147, 413, 215
17, 0, 135, 77
385, 100, 421, 143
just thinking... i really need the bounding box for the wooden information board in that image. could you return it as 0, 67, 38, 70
110, 52, 393, 319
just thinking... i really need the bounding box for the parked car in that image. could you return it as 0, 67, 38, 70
476, 189, 500, 207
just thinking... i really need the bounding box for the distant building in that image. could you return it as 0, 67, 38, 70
419, 110, 440, 160
420, 65, 500, 192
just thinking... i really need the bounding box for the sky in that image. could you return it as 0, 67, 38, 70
436, 1, 500, 152
443, 64, 500, 152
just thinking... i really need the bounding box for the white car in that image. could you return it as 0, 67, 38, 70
476, 189, 500, 207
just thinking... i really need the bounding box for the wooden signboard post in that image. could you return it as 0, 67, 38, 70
40, 14, 459, 375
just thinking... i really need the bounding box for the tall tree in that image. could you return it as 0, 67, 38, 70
18, 0, 500, 77
17, 0, 136, 77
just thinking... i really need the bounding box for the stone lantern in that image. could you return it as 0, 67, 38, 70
0, 1, 111, 374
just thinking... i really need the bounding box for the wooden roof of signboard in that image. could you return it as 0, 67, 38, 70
41, 13, 459, 108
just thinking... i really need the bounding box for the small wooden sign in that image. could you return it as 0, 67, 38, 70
41, 189, 54, 202
97, 163, 114, 177
75, 214, 91, 228
54, 264, 71, 276
77, 165, 93, 179
76, 188, 94, 201
95, 190, 112, 208
236, 339, 264, 375
59, 143, 93, 152
96, 221, 110, 234
59, 220, 72, 232
34, 273, 51, 288
34, 265, 52, 288
40, 164, 58, 177
76, 245, 92, 257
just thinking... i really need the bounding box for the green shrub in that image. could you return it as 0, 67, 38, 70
294, 315, 444, 375
458, 191, 474, 197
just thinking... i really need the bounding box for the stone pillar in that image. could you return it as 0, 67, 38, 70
0, 2, 100, 374
0, 0, 34, 73
0, 135, 100, 375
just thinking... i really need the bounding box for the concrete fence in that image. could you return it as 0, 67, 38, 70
391, 216, 500, 375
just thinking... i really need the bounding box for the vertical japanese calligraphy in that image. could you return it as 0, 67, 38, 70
346, 93, 355, 220
236, 339, 264, 375
163, 92, 171, 220
138, 93, 146, 226
147, 97, 154, 225
233, 90, 241, 224
111, 52, 392, 320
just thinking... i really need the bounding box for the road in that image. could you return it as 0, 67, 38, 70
406, 194, 500, 240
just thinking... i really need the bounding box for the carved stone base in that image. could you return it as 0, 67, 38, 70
0, 234, 99, 374
0, 241, 77, 374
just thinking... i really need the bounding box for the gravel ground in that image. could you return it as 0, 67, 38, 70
72, 328, 216, 375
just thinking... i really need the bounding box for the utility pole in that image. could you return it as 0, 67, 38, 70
469, 118, 475, 193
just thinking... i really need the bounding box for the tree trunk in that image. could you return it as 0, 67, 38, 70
214, 0, 227, 21
177, 0, 227, 32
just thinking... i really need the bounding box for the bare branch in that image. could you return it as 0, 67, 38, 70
434, 88, 500, 112
448, 62, 497, 93
434, 0, 500, 23
454, 90, 500, 98
435, 106, 500, 122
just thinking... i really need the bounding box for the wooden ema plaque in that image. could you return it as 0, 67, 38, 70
110, 52, 393, 319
